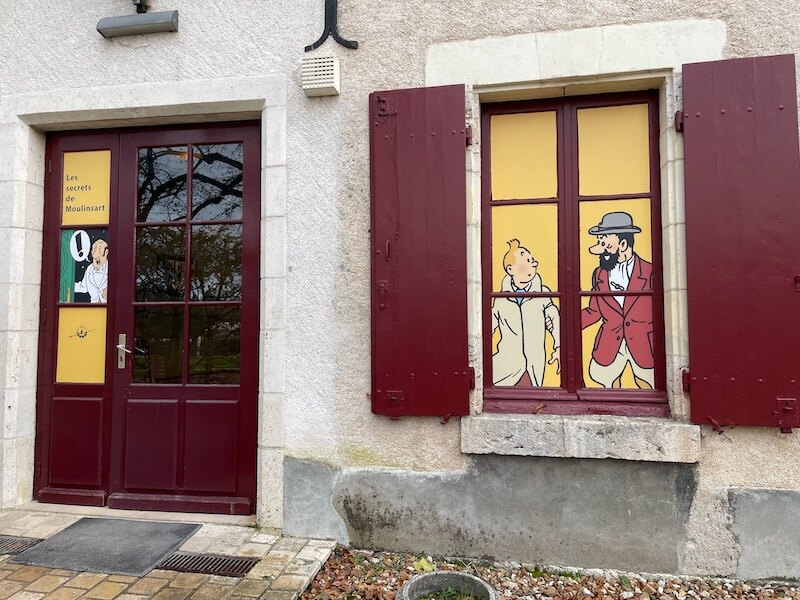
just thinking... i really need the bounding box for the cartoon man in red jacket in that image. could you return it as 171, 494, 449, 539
581, 212, 654, 388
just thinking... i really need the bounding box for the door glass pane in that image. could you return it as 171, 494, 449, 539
578, 104, 650, 196
491, 204, 559, 293
490, 112, 558, 200
579, 199, 652, 293
138, 146, 188, 222
491, 297, 561, 388
191, 224, 242, 301
581, 295, 655, 390
191, 143, 244, 221
189, 306, 241, 384
136, 226, 186, 301
134, 307, 184, 384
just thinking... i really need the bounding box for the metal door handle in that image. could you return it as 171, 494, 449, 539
117, 334, 131, 369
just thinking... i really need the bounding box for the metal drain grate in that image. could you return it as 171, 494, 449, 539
0, 535, 44, 555
156, 551, 260, 577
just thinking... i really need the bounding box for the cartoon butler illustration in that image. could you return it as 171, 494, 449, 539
78, 238, 109, 304
581, 212, 654, 388
492, 239, 560, 387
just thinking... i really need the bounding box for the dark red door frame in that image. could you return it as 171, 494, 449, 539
35, 122, 260, 514
480, 91, 669, 417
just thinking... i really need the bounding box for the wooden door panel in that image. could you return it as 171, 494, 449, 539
183, 401, 238, 493
49, 397, 104, 487
123, 400, 179, 491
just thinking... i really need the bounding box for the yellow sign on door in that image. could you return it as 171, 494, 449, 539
62, 151, 111, 226
56, 307, 107, 384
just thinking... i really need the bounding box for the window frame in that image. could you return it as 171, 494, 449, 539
480, 91, 668, 417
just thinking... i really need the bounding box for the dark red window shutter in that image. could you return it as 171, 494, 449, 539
684, 55, 800, 429
370, 84, 470, 418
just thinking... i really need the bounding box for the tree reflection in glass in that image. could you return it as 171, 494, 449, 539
137, 147, 188, 222
191, 224, 242, 301
191, 144, 244, 221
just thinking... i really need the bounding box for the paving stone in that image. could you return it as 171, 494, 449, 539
271, 575, 309, 591
296, 546, 330, 562
106, 576, 137, 584
271, 539, 306, 553
0, 573, 13, 582
41, 588, 84, 600
146, 571, 176, 580
306, 540, 336, 550
64, 573, 107, 589
24, 577, 68, 593
168, 574, 208, 590
127, 577, 168, 595
117, 596, 149, 600
7, 591, 45, 599
230, 580, 267, 598
152, 588, 192, 600
0, 564, 22, 572
188, 583, 233, 600
260, 592, 296, 600
283, 559, 319, 577
236, 543, 270, 558
7, 568, 49, 584
0, 581, 23, 599
207, 576, 238, 586
45, 572, 76, 578
83, 582, 128, 599
245, 562, 283, 579
261, 551, 296, 566
249, 533, 279, 545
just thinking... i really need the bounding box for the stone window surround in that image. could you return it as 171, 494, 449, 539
424, 19, 730, 464
0, 75, 287, 525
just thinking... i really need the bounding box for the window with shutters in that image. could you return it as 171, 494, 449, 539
481, 92, 668, 417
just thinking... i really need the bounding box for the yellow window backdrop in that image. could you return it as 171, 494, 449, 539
578, 104, 650, 196
491, 204, 559, 293
490, 112, 558, 200
62, 151, 111, 226
579, 198, 652, 292
56, 307, 108, 384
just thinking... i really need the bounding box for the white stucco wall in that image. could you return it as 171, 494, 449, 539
2, 0, 800, 577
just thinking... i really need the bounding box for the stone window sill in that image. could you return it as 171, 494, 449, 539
461, 413, 701, 463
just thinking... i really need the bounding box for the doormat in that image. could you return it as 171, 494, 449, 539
11, 517, 201, 577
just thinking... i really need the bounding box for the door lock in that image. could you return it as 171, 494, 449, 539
116, 334, 131, 369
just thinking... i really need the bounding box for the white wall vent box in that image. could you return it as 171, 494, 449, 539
302, 56, 341, 97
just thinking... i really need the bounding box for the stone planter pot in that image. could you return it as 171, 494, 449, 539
396, 571, 500, 600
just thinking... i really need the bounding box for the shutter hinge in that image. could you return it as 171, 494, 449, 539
681, 369, 691, 393
708, 416, 727, 434
775, 398, 797, 433
387, 390, 403, 420
465, 126, 473, 147
48, 159, 52, 174
468, 366, 475, 390
440, 412, 454, 425
674, 110, 684, 133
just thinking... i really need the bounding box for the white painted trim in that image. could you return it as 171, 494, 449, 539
0, 75, 287, 527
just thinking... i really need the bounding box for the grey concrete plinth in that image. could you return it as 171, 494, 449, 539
285, 455, 697, 573
731, 489, 800, 580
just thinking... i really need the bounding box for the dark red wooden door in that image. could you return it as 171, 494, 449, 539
36, 123, 260, 514
684, 55, 800, 429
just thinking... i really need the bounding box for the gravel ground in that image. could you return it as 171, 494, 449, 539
301, 547, 800, 600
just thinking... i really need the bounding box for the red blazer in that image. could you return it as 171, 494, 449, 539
581, 254, 654, 369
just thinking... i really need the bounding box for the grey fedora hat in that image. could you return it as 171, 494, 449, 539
588, 211, 642, 235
